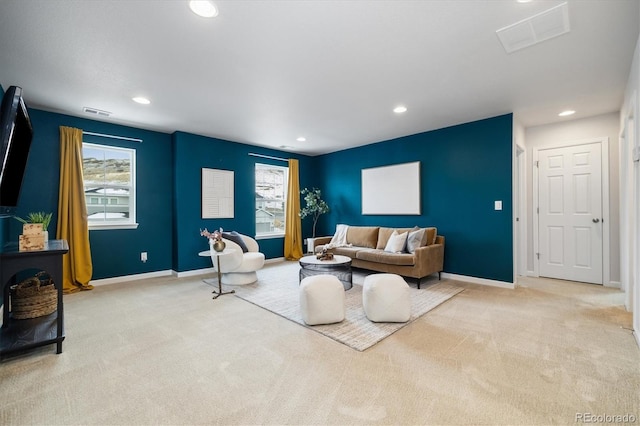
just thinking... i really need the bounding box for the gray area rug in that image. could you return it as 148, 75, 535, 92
233, 261, 464, 351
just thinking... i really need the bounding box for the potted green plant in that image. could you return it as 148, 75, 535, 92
299, 187, 329, 239
14, 211, 53, 241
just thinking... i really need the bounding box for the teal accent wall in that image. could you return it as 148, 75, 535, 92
316, 114, 514, 282
172, 131, 316, 273
13, 109, 174, 279
5, 94, 512, 283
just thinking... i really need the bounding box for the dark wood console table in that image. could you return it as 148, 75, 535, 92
1, 239, 69, 358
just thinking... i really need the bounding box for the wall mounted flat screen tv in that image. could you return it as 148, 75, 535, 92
0, 86, 33, 212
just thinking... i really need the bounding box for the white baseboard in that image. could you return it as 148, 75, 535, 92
634, 330, 640, 349
90, 269, 174, 286
173, 267, 215, 278
265, 257, 285, 264
605, 280, 621, 289
440, 272, 515, 289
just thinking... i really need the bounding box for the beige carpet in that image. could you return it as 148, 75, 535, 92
0, 262, 638, 425
234, 262, 463, 351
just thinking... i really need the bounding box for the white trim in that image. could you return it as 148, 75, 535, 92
89, 269, 173, 286
174, 267, 214, 278
634, 331, 640, 349
83, 142, 137, 228
533, 137, 610, 285
606, 280, 621, 289
265, 257, 285, 264
89, 223, 139, 230
440, 272, 516, 289
255, 233, 284, 240
515, 144, 526, 279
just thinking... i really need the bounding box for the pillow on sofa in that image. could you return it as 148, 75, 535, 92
376, 227, 415, 250
384, 230, 408, 253
406, 228, 426, 253
222, 231, 249, 253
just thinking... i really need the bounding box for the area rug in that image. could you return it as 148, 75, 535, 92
233, 262, 464, 351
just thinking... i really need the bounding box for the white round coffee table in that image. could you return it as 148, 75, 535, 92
298, 254, 353, 290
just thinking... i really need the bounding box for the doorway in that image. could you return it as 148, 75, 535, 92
533, 138, 610, 285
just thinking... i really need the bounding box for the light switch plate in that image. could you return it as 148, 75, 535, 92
495, 200, 502, 210
633, 146, 640, 162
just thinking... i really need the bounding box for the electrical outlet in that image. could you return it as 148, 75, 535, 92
141, 252, 148, 262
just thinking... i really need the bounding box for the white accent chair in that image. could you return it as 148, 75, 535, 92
210, 234, 265, 285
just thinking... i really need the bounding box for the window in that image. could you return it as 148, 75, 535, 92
82, 143, 137, 229
255, 163, 288, 238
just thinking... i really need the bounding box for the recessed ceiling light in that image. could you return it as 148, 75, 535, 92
517, 0, 533, 3
189, 0, 218, 18
296, 137, 306, 142
132, 97, 151, 105
558, 110, 575, 117
393, 106, 407, 114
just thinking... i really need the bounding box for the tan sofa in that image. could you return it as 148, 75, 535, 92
314, 226, 444, 289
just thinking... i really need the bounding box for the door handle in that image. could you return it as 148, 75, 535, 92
592, 218, 600, 223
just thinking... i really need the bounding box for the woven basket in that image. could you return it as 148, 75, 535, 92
10, 272, 57, 320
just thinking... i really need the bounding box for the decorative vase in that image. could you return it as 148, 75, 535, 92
213, 240, 226, 252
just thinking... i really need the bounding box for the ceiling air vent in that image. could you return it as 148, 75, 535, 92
496, 2, 570, 54
83, 107, 111, 117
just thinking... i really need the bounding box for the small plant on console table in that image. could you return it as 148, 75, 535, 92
299, 187, 329, 238
14, 211, 53, 230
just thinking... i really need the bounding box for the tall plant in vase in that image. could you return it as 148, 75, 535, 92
299, 187, 329, 238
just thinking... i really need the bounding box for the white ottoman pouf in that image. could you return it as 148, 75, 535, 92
299, 275, 345, 325
363, 273, 411, 322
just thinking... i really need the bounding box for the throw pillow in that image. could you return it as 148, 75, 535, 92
222, 231, 249, 253
384, 230, 408, 253
406, 228, 426, 253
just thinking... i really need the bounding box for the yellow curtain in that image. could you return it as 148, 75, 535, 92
57, 126, 93, 293
284, 159, 304, 260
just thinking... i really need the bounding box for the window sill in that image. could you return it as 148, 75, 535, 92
89, 223, 139, 231
255, 233, 284, 240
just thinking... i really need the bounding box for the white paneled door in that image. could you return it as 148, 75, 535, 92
538, 143, 603, 284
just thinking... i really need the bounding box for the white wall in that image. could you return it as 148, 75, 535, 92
524, 112, 621, 283
620, 31, 640, 345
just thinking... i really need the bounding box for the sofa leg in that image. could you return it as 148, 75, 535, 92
438, 271, 441, 280
417, 278, 421, 289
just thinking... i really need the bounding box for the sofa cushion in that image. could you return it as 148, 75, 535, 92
346, 226, 379, 249
376, 227, 415, 250
384, 230, 408, 253
355, 249, 415, 266
330, 246, 363, 258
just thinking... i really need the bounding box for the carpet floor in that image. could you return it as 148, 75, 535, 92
0, 262, 637, 425
234, 262, 463, 351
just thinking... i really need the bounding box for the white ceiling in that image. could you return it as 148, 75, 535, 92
0, 0, 638, 155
